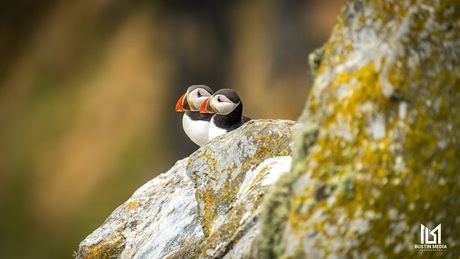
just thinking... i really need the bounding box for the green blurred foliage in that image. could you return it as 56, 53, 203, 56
0, 0, 344, 258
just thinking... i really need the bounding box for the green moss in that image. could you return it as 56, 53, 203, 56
255, 120, 319, 258
308, 45, 325, 82
257, 170, 298, 258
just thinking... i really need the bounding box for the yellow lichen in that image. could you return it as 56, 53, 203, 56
272, 1, 460, 258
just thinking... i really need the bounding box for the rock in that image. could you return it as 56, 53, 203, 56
76, 1, 460, 257
308, 45, 325, 82
186, 119, 295, 237
193, 156, 292, 258
256, 165, 300, 259
257, 0, 460, 258
76, 158, 205, 259
76, 119, 295, 258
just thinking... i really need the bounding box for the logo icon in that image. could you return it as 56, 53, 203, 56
414, 223, 447, 252
421, 224, 441, 244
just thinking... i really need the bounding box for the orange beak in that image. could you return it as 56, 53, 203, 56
175, 93, 190, 112
200, 97, 216, 114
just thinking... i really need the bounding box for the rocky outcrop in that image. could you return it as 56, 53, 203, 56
258, 0, 460, 258
76, 158, 204, 259
76, 119, 295, 258
186, 120, 294, 237
77, 1, 460, 258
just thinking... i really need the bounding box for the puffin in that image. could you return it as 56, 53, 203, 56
175, 85, 214, 146
199, 88, 251, 140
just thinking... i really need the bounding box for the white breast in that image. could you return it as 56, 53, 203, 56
208, 116, 228, 140
182, 113, 210, 146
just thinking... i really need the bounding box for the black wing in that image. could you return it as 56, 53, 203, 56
242, 115, 251, 123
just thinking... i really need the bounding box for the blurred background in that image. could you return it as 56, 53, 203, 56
0, 0, 344, 258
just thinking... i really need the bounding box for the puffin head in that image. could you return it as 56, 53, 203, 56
200, 89, 241, 115
175, 85, 213, 112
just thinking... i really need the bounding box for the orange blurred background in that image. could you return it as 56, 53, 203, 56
0, 0, 344, 258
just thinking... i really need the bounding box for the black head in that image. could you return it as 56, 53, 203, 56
187, 85, 214, 95
212, 89, 241, 104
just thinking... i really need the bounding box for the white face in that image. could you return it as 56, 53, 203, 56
188, 88, 212, 111
210, 94, 239, 115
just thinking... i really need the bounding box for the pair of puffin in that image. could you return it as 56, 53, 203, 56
175, 85, 250, 146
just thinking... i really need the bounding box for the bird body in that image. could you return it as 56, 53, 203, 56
182, 111, 213, 146
208, 118, 229, 140
200, 89, 250, 140
175, 85, 214, 146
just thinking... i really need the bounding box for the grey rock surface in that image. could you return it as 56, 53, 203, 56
76, 158, 204, 259
76, 119, 295, 258
194, 156, 292, 259
186, 119, 295, 237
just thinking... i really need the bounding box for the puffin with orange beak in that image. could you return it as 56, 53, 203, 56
200, 88, 250, 140
175, 85, 214, 146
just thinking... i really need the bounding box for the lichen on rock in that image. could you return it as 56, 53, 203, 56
76, 119, 296, 258
76, 158, 205, 259
275, 0, 460, 258
76, 1, 460, 258
186, 119, 295, 237
196, 155, 292, 258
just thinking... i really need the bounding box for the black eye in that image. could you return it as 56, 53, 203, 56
217, 97, 222, 102
197, 91, 202, 97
